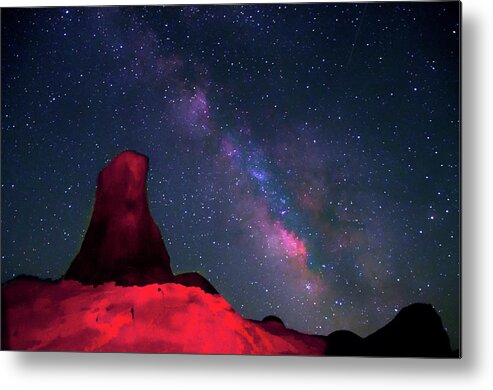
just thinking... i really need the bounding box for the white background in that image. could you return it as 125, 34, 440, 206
1, 0, 491, 389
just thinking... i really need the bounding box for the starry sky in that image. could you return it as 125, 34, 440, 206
1, 2, 460, 348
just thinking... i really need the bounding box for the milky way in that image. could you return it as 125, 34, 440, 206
1, 3, 460, 347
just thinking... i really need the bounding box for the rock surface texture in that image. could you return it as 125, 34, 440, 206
65, 151, 174, 286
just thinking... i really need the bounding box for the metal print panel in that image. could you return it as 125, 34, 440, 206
1, 1, 461, 357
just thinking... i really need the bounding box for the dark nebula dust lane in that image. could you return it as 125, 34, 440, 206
1, 3, 460, 348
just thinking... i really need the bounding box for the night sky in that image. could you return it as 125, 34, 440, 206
1, 2, 460, 348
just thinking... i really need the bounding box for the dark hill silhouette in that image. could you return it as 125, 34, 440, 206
363, 303, 455, 357
173, 272, 218, 295
262, 315, 285, 326
325, 303, 458, 357
325, 330, 364, 356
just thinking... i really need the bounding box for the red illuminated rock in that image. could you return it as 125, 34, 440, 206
65, 151, 174, 286
1, 278, 326, 354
